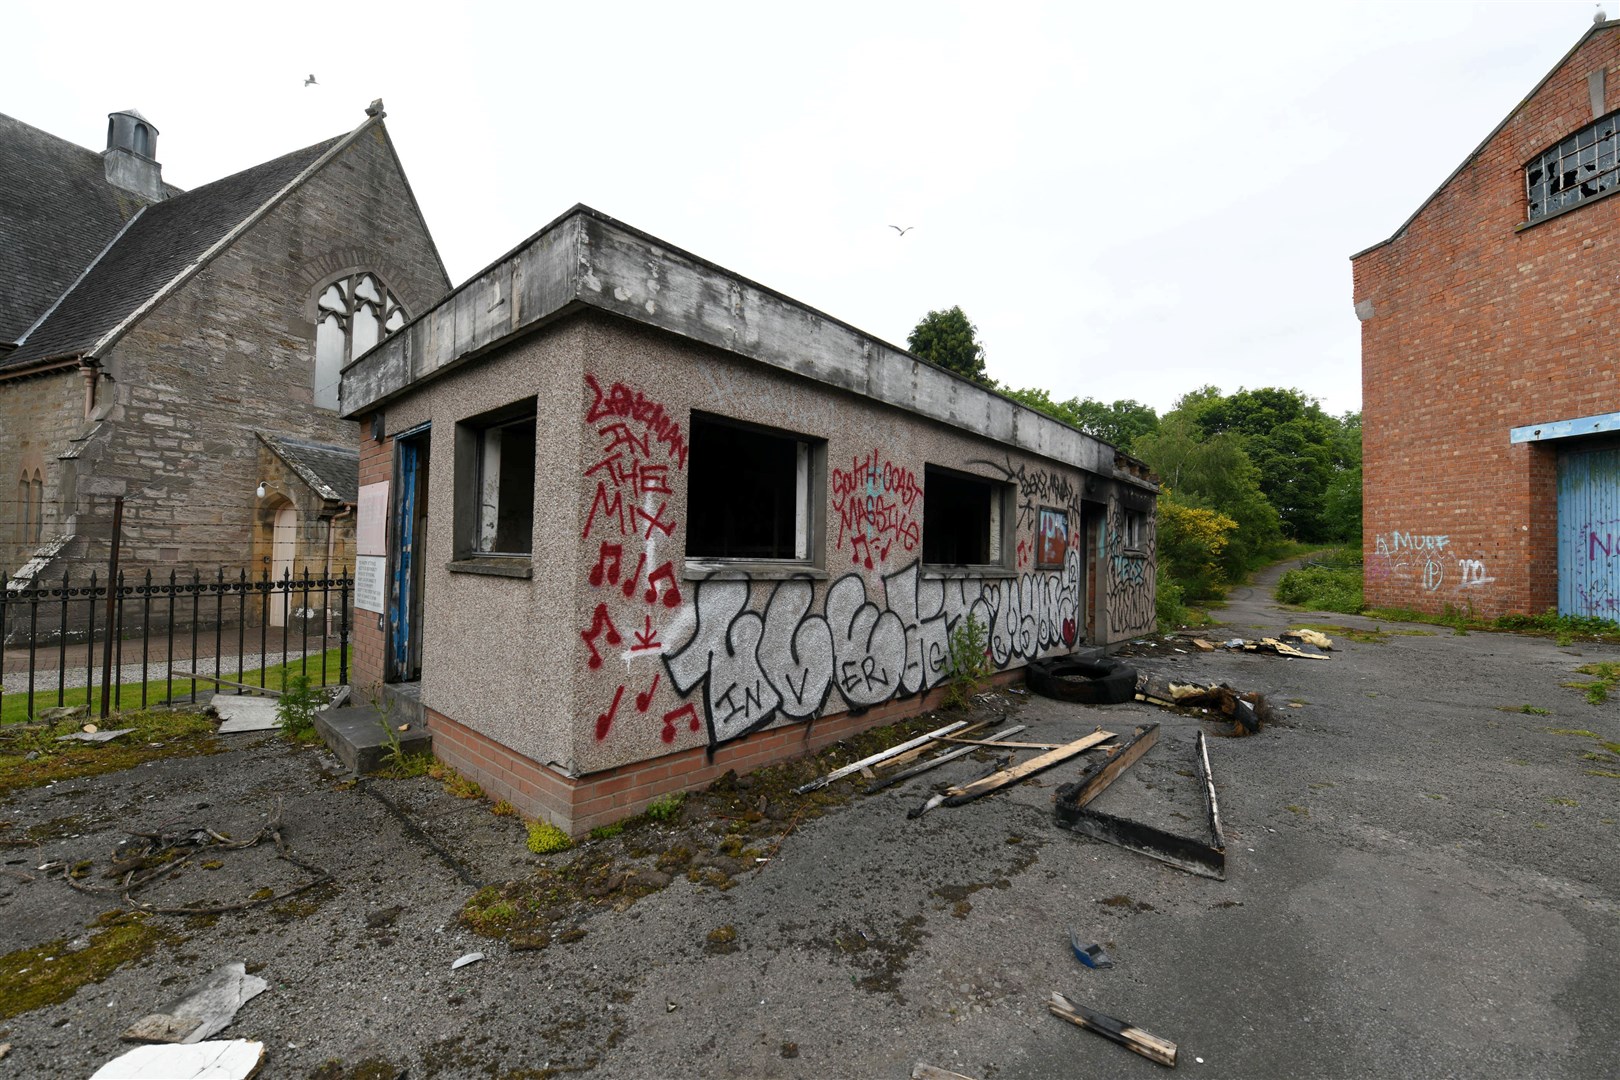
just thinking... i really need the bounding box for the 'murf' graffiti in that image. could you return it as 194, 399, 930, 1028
664, 550, 1082, 747
1375, 531, 1450, 555
830, 450, 922, 569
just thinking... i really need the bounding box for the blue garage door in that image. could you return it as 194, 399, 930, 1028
1557, 446, 1620, 618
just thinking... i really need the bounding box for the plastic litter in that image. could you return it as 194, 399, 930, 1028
1070, 930, 1114, 969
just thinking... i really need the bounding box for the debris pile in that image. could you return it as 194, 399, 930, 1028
1135, 674, 1273, 736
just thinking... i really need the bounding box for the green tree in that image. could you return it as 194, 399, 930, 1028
1132, 412, 1282, 580
998, 387, 1159, 452
908, 306, 987, 383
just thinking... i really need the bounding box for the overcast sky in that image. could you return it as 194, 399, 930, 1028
4, 1, 1609, 418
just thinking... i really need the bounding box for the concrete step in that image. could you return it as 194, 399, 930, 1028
314, 704, 432, 775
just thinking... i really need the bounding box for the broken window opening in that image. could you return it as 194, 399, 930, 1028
1526, 110, 1620, 222
686, 415, 817, 561
312, 272, 408, 411
456, 401, 537, 558
922, 466, 1008, 567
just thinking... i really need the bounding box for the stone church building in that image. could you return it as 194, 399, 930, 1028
0, 103, 448, 625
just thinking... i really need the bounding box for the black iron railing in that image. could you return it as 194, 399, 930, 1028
1, 567, 350, 721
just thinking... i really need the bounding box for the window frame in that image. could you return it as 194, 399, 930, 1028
920, 464, 1013, 573
312, 271, 408, 412
451, 397, 538, 573
683, 412, 825, 577
1523, 108, 1620, 226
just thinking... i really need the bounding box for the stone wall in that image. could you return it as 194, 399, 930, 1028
49, 124, 447, 586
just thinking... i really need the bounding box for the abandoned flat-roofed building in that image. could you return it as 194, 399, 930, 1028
341, 206, 1158, 834
0, 104, 448, 625
1353, 19, 1620, 619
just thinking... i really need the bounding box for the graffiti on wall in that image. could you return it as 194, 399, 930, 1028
579, 374, 695, 743
663, 550, 1083, 747
1366, 530, 1494, 595
968, 456, 1084, 529
830, 450, 922, 570
1106, 501, 1155, 637
1574, 519, 1620, 614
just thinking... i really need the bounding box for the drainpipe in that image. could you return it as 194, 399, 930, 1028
77, 356, 98, 417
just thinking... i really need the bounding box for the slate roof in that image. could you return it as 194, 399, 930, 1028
0, 112, 164, 346
1, 132, 345, 371
257, 432, 359, 504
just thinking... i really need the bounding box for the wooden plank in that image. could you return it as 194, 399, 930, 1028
878, 720, 990, 772
171, 671, 282, 697
941, 728, 1115, 806
1065, 723, 1159, 809
1048, 992, 1177, 1068
933, 736, 1062, 750
864, 725, 1028, 795
794, 719, 968, 793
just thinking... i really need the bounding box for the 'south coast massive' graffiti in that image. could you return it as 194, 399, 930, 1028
663, 550, 1084, 747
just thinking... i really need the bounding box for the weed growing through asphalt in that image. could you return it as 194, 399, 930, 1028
943, 613, 993, 710
276, 675, 325, 740
1563, 661, 1619, 705
1502, 704, 1552, 715
428, 762, 483, 799
645, 791, 685, 822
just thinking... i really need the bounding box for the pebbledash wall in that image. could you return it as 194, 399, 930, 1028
343, 206, 1157, 834
1353, 21, 1620, 620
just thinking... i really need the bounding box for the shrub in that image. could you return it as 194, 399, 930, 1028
1155, 564, 1190, 629
1275, 558, 1363, 614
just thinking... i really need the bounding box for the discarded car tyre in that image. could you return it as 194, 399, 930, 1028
1025, 656, 1138, 705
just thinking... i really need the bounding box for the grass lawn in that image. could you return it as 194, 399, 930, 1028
0, 648, 345, 725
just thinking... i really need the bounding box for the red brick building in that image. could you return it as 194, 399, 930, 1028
1353, 19, 1620, 620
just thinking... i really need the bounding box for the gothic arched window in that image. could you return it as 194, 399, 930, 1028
313, 272, 407, 411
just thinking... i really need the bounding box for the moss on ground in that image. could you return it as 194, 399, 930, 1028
0, 711, 220, 800
0, 911, 177, 1020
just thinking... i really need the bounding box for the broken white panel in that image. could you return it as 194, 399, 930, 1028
90, 1039, 265, 1079
56, 728, 135, 743
211, 696, 281, 733
121, 963, 268, 1045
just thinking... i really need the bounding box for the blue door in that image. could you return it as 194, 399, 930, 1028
1557, 446, 1620, 618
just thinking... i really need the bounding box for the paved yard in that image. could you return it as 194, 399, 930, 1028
0, 568, 1616, 1079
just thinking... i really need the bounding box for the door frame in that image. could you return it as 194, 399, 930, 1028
387, 425, 431, 682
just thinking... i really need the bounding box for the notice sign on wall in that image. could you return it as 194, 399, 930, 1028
355, 555, 387, 614
357, 482, 389, 557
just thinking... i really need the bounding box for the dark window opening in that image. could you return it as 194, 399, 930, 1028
686, 416, 809, 560
922, 466, 1002, 565
1526, 110, 1620, 221
457, 402, 536, 557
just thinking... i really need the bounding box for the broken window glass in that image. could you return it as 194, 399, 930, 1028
1527, 109, 1620, 222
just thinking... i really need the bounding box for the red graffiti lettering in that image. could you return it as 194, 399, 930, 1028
632, 615, 663, 652
830, 450, 922, 569
583, 481, 624, 539
585, 373, 688, 468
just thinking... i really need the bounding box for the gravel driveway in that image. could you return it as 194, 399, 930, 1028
0, 562, 1615, 1079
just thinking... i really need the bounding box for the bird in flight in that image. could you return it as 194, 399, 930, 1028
890, 225, 913, 237
304, 74, 318, 87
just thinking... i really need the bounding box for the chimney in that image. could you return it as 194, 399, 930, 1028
103, 109, 165, 201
